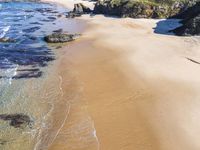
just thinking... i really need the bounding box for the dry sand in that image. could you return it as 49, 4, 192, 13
41, 1, 200, 150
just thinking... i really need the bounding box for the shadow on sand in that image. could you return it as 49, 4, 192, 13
153, 19, 182, 35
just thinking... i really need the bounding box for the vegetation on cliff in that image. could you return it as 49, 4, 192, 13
94, 0, 199, 18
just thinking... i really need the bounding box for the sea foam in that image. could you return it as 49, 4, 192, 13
0, 26, 10, 38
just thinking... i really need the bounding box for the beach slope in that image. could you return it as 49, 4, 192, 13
42, 1, 200, 150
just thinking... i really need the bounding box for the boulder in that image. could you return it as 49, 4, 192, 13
44, 33, 80, 43
66, 3, 92, 18
73, 3, 92, 14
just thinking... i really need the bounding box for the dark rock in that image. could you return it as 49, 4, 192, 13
56, 46, 62, 49
173, 14, 200, 36
66, 3, 92, 18
53, 29, 63, 33
73, 3, 92, 14
30, 22, 43, 25
0, 139, 7, 145
57, 14, 63, 18
0, 37, 16, 43
35, 8, 53, 13
44, 33, 80, 43
0, 114, 32, 129
93, 0, 189, 18
47, 16, 57, 20
172, 0, 200, 19
22, 26, 40, 33
172, 1, 200, 36
66, 12, 82, 18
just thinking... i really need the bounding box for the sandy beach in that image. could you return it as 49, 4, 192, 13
40, 1, 200, 150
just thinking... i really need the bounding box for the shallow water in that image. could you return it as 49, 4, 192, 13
0, 2, 99, 150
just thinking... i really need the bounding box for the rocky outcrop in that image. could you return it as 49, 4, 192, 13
73, 3, 92, 14
0, 114, 32, 129
93, 0, 188, 18
66, 3, 92, 18
172, 2, 200, 36
44, 33, 80, 43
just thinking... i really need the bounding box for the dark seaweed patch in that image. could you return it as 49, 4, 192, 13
0, 114, 33, 128
0, 2, 66, 79
22, 26, 41, 33
30, 22, 43, 25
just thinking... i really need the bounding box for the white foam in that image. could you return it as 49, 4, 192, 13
0, 26, 10, 38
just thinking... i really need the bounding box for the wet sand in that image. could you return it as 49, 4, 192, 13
41, 1, 200, 150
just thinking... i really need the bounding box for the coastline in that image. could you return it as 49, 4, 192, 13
40, 1, 200, 150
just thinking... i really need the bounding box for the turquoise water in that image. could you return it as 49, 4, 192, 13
0, 2, 70, 150
0, 2, 99, 150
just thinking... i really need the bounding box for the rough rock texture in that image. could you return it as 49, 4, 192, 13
44, 33, 80, 43
73, 3, 92, 14
93, 0, 197, 18
172, 0, 200, 19
173, 2, 200, 36
66, 3, 92, 18
0, 114, 32, 128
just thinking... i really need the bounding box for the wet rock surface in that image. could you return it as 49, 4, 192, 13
53, 28, 63, 33
0, 37, 16, 43
66, 3, 92, 18
0, 114, 32, 129
22, 26, 41, 33
44, 33, 80, 43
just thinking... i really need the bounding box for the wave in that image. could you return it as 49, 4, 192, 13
0, 25, 10, 38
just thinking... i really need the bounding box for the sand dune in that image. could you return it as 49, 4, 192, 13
41, 1, 200, 150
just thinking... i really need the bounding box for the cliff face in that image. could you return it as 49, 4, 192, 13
93, 0, 198, 18
173, 1, 200, 36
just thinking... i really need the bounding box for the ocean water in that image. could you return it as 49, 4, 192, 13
0, 2, 99, 150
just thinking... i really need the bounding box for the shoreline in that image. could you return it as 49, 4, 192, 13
40, 1, 200, 150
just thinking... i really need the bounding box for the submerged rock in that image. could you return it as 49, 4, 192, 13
66, 12, 82, 18
0, 37, 16, 43
44, 33, 80, 43
53, 28, 63, 33
22, 26, 40, 33
66, 11, 82, 18
0, 114, 32, 129
0, 139, 7, 145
